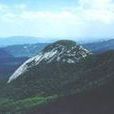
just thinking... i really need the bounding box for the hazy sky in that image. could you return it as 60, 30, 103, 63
0, 0, 114, 41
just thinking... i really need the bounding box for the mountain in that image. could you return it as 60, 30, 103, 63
83, 39, 114, 53
0, 36, 41, 47
0, 57, 28, 79
26, 79, 114, 114
0, 49, 13, 58
2, 43, 48, 57
0, 49, 28, 78
8, 40, 90, 83
1, 38, 114, 58
2, 51, 114, 114
1, 40, 114, 113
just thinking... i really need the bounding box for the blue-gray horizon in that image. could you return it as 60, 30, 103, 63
0, 0, 114, 41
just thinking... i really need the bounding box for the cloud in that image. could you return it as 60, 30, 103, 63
79, 0, 112, 9
0, 0, 114, 40
75, 0, 114, 23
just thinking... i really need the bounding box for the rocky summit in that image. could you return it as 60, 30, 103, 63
8, 40, 90, 83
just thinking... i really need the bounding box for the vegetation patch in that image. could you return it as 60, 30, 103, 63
0, 95, 58, 113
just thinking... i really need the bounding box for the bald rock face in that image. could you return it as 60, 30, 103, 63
8, 40, 91, 83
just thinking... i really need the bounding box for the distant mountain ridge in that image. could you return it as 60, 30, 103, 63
83, 39, 114, 53
2, 43, 48, 57
0, 48, 28, 79
0, 49, 13, 58
0, 36, 41, 47
1, 38, 114, 58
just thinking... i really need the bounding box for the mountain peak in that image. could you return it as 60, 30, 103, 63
54, 40, 76, 47
8, 40, 90, 83
43, 40, 76, 52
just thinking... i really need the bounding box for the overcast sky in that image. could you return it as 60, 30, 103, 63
0, 0, 114, 41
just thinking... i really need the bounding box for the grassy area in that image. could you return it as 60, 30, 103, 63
0, 95, 58, 113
